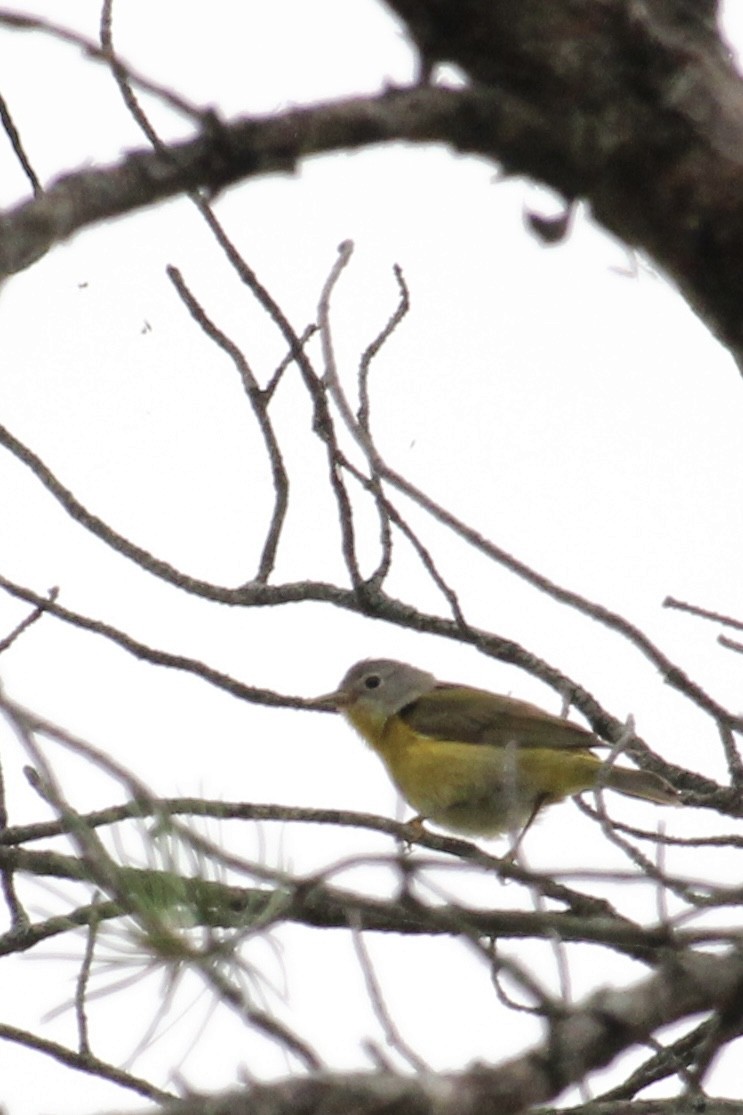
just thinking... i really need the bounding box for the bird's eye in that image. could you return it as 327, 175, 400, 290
364, 674, 381, 690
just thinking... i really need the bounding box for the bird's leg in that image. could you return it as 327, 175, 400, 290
505, 794, 548, 861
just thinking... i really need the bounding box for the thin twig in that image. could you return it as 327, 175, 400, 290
0, 90, 41, 194
350, 916, 430, 1073
0, 8, 202, 121
166, 265, 289, 582
0, 1021, 174, 1102
664, 596, 743, 633
0, 586, 58, 653
75, 900, 101, 1056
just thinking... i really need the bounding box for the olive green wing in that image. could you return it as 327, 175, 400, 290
399, 683, 601, 750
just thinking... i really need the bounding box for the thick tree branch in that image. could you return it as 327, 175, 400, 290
383, 0, 743, 367
102, 948, 743, 1115
2, 842, 716, 961
0, 84, 516, 279
2, 1, 743, 368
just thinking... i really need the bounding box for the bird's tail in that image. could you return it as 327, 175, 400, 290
603, 766, 679, 805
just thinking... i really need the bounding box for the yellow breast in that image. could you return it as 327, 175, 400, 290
344, 704, 603, 836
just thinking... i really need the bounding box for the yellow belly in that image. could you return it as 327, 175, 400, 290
346, 706, 603, 837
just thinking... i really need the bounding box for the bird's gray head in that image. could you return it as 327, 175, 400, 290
327, 658, 437, 718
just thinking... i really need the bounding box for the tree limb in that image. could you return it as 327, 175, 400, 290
101, 948, 743, 1115
2, 2, 743, 368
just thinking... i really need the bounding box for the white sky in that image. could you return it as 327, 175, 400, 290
1, 3, 743, 1112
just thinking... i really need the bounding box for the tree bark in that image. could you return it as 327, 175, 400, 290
384, 0, 743, 371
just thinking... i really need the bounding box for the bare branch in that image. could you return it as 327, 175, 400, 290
0, 88, 41, 194
0, 1022, 174, 1103
99, 950, 743, 1115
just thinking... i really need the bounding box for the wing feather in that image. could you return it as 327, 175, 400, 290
399, 684, 601, 750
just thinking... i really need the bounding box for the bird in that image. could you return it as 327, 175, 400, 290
315, 658, 678, 842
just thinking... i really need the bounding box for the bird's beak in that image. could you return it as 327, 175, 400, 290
307, 686, 352, 712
